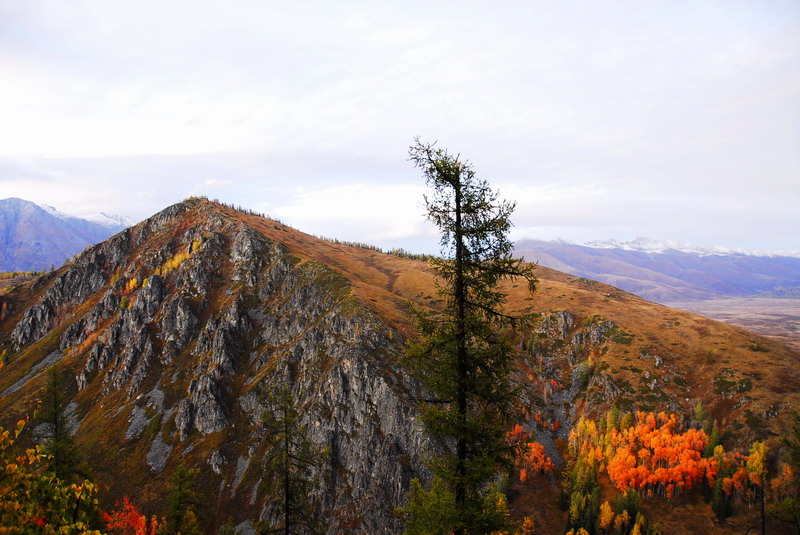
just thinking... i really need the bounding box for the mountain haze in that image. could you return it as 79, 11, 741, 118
515, 238, 800, 302
0, 197, 129, 272
1, 199, 798, 533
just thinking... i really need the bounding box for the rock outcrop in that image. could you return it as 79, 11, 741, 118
1, 198, 428, 533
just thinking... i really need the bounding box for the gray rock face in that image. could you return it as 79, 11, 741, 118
11, 300, 55, 349
3, 198, 428, 533
159, 296, 197, 353
146, 430, 172, 474
537, 309, 574, 340
524, 310, 626, 465
208, 450, 225, 475
0, 350, 63, 397
571, 318, 616, 349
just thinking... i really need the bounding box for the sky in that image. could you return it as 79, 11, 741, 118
1, 0, 798, 255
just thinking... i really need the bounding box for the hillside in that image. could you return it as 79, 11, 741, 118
0, 197, 128, 272
1, 198, 798, 533
514, 238, 800, 302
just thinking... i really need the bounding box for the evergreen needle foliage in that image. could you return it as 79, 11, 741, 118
40, 365, 83, 483
260, 386, 328, 535
402, 139, 536, 534
167, 464, 203, 535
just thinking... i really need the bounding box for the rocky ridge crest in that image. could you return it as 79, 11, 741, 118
2, 198, 427, 532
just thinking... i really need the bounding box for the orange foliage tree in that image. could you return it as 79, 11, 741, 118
507, 424, 554, 483
571, 412, 716, 498
104, 496, 161, 535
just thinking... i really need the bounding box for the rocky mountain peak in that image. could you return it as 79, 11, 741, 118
1, 197, 428, 532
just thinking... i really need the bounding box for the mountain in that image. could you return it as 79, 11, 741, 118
41, 202, 135, 230
0, 198, 129, 272
1, 199, 798, 533
514, 238, 800, 302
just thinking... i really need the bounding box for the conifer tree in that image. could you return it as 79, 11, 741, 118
166, 464, 203, 535
40, 365, 82, 482
403, 139, 536, 534
260, 386, 327, 535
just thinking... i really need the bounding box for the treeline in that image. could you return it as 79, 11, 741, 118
0, 271, 45, 280
186, 196, 436, 261
186, 195, 280, 223
315, 236, 438, 262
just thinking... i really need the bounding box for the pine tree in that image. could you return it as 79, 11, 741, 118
260, 386, 327, 535
403, 139, 536, 534
167, 464, 203, 535
40, 365, 82, 482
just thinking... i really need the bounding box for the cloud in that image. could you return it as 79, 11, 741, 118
272, 182, 433, 244
0, 1, 797, 251
191, 178, 234, 195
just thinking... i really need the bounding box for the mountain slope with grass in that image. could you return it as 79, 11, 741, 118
1, 198, 798, 533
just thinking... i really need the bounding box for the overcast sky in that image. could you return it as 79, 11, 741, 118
1, 1, 798, 254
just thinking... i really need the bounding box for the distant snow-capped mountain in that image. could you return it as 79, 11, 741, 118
0, 198, 131, 272
82, 211, 136, 229
514, 238, 800, 302
580, 237, 800, 258
40, 204, 134, 229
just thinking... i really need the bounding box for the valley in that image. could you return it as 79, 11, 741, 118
664, 297, 800, 351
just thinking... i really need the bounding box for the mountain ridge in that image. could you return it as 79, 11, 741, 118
0, 197, 129, 272
1, 198, 798, 533
514, 238, 800, 302
41, 202, 135, 229
579, 236, 800, 258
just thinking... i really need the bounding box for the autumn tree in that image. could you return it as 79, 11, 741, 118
0, 417, 103, 531
597, 501, 614, 534
769, 412, 800, 533
104, 496, 161, 535
563, 455, 600, 534
507, 425, 554, 483
747, 441, 768, 535
403, 139, 536, 534
260, 386, 327, 535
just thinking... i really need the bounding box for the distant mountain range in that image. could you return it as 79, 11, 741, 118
514, 238, 800, 302
0, 198, 130, 272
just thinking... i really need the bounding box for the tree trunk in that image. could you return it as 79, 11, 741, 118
760, 475, 766, 535
454, 180, 467, 535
